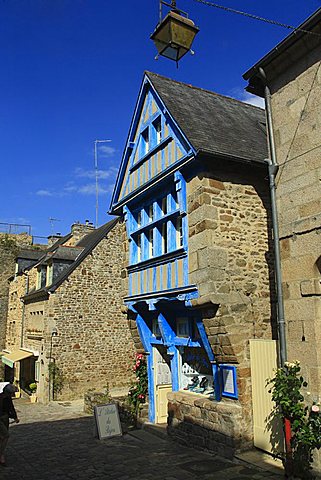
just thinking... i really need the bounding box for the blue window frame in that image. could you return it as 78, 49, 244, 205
129, 188, 185, 265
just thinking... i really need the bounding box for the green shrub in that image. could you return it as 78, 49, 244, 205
267, 361, 321, 479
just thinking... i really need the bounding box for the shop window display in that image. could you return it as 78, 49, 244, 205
180, 347, 213, 396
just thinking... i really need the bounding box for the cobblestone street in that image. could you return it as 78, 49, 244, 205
1, 398, 284, 480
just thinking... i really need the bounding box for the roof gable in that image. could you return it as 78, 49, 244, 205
23, 218, 119, 302
146, 72, 267, 163
111, 75, 194, 213
111, 72, 267, 214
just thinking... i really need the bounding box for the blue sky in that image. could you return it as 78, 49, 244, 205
0, 0, 318, 241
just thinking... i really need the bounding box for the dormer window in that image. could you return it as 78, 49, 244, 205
37, 266, 47, 289
36, 269, 42, 290
46, 263, 53, 286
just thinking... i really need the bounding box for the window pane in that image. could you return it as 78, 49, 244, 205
162, 197, 167, 216
149, 204, 154, 222
162, 223, 168, 254
176, 216, 183, 248
149, 229, 154, 257
137, 234, 141, 262
153, 117, 162, 144
142, 128, 149, 155
137, 211, 142, 228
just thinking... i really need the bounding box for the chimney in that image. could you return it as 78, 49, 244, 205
47, 234, 62, 247
70, 221, 95, 245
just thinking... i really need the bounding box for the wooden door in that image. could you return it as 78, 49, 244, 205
154, 346, 172, 424
250, 339, 283, 453
156, 384, 172, 423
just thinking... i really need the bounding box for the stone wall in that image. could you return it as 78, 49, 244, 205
167, 391, 244, 458
266, 43, 321, 473
23, 220, 136, 403
6, 274, 27, 351
166, 160, 274, 450
269, 45, 321, 403
0, 233, 33, 357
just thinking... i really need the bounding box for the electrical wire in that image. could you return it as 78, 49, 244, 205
190, 0, 321, 36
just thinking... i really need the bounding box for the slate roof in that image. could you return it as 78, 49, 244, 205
38, 246, 83, 265
17, 249, 44, 261
23, 218, 119, 301
146, 72, 267, 164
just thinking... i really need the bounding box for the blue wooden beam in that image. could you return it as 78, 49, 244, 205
136, 313, 156, 423
196, 318, 221, 401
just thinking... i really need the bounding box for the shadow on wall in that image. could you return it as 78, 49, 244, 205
167, 404, 242, 459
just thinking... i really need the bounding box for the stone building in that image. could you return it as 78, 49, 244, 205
244, 7, 321, 471
2, 220, 135, 403
0, 230, 45, 378
110, 72, 275, 456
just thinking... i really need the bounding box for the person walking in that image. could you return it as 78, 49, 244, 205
0, 383, 20, 466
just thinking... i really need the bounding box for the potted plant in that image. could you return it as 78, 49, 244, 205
14, 379, 20, 398
29, 382, 37, 403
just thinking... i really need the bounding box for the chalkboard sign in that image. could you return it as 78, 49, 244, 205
94, 403, 122, 439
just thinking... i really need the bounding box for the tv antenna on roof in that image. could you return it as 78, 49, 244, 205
94, 139, 111, 228
49, 217, 61, 235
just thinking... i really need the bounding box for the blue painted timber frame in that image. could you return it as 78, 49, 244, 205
111, 73, 224, 424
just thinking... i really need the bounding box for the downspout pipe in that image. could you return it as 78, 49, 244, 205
258, 67, 287, 368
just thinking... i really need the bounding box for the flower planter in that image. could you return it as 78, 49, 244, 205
30, 393, 37, 403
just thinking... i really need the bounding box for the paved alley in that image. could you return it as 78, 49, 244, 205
1, 398, 284, 480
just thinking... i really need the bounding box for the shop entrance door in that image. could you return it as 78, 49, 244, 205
153, 346, 172, 424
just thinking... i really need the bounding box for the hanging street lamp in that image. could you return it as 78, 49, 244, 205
150, 0, 199, 64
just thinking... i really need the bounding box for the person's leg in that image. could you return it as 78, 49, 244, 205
0, 416, 9, 464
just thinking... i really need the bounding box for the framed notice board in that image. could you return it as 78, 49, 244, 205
220, 364, 238, 399
94, 403, 122, 439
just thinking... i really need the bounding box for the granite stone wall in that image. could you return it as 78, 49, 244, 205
269, 48, 321, 397
167, 161, 275, 451
0, 233, 34, 369
23, 220, 136, 403
267, 44, 321, 472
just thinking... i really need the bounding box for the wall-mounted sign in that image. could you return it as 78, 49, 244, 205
220, 364, 238, 399
94, 404, 122, 439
